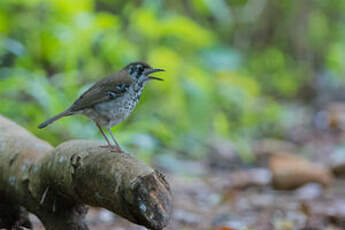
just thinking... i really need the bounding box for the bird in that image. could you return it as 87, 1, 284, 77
38, 62, 164, 152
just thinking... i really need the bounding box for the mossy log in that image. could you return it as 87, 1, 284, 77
0, 115, 172, 230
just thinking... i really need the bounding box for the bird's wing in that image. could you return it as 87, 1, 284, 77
68, 72, 132, 112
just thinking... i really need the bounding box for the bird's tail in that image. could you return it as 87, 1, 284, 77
38, 111, 72, 129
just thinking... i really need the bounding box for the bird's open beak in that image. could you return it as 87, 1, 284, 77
146, 68, 165, 81
148, 76, 164, 81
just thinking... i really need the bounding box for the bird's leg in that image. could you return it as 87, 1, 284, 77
96, 122, 112, 147
106, 127, 124, 153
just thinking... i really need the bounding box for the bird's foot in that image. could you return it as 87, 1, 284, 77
112, 145, 125, 153
100, 145, 125, 153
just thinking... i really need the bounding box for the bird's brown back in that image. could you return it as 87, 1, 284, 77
68, 70, 133, 112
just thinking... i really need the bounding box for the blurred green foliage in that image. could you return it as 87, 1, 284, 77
1, 0, 345, 159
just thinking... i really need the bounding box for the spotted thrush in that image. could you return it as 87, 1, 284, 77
38, 62, 164, 152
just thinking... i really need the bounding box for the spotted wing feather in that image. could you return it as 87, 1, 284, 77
68, 71, 132, 112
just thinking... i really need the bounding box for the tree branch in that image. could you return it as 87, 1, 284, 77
0, 115, 172, 230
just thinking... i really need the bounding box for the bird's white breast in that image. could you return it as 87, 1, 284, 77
93, 84, 143, 127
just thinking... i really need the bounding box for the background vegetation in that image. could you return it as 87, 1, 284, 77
1, 0, 345, 161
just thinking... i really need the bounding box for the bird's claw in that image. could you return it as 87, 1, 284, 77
100, 145, 125, 153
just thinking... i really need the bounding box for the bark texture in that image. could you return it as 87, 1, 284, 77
0, 115, 172, 230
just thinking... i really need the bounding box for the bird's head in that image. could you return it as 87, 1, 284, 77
124, 62, 164, 84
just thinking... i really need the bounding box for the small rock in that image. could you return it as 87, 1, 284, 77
269, 153, 333, 190
295, 183, 323, 200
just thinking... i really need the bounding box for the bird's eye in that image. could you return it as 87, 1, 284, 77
137, 66, 144, 74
